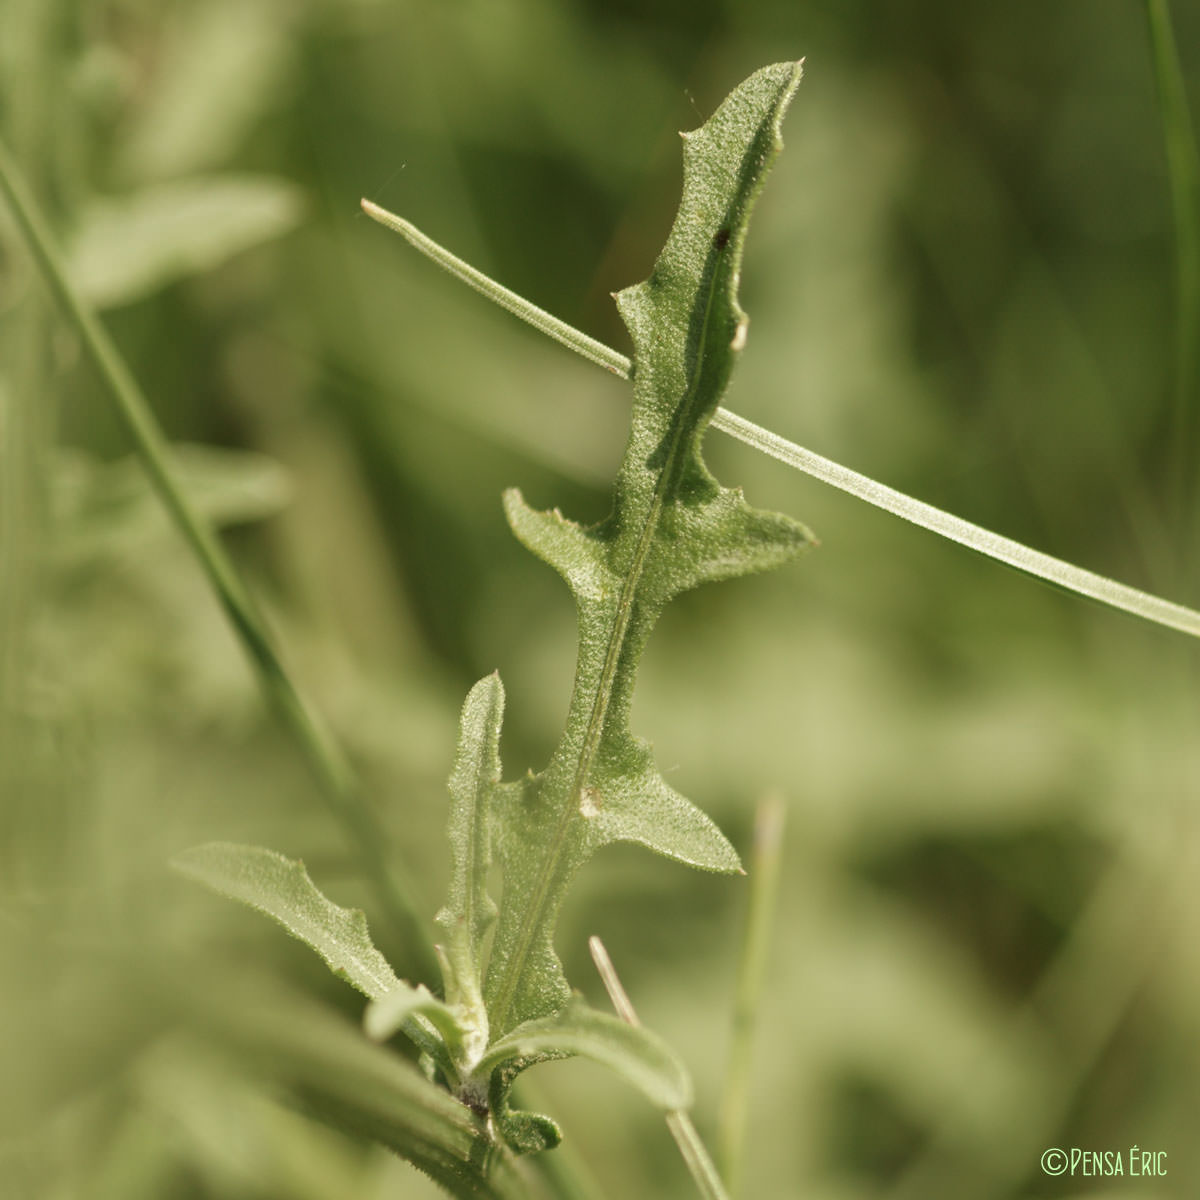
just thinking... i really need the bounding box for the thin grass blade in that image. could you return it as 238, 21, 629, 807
364, 202, 1200, 640
0, 136, 437, 975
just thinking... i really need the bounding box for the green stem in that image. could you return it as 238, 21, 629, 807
590, 937, 731, 1200
364, 207, 1200, 640
718, 795, 786, 1195
0, 136, 437, 981
1145, 0, 1200, 537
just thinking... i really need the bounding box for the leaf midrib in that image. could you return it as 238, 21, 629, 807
487, 267, 726, 1035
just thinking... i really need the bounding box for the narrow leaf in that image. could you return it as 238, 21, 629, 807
364, 981, 465, 1058
172, 842, 400, 1001
485, 61, 813, 1036
184, 978, 526, 1199
718, 795, 787, 1194
434, 674, 504, 1065
477, 996, 693, 1113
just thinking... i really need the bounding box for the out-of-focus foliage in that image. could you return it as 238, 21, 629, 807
66, 176, 304, 308
1, 0, 1197, 1197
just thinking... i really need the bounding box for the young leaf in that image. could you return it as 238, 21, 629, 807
172, 842, 400, 1000
484, 61, 814, 1036
473, 994, 694, 1155
364, 981, 466, 1060
184, 976, 527, 1199
435, 674, 504, 1067
476, 996, 693, 1113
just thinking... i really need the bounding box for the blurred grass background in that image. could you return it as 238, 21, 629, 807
2, 0, 1198, 1197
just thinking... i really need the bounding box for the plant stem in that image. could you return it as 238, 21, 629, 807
718, 794, 786, 1196
589, 937, 731, 1200
1145, 0, 1200, 534
0, 136, 437, 981
363, 204, 1200, 640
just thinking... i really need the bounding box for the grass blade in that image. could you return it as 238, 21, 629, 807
0, 135, 436, 979
1145, 0, 1200, 526
713, 407, 1200, 638
717, 795, 786, 1196
364, 203, 1200, 640
361, 198, 630, 378
589, 937, 730, 1200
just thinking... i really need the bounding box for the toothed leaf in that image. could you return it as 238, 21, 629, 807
172, 842, 400, 1001
484, 63, 812, 1037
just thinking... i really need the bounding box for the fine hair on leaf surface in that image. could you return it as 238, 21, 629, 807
5, 4, 1196, 1197
165, 60, 814, 1182
483, 61, 813, 1043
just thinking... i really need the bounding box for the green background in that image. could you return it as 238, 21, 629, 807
2, 0, 1198, 1196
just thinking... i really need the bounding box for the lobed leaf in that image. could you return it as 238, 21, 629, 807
172, 842, 399, 1001
484, 61, 814, 1037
